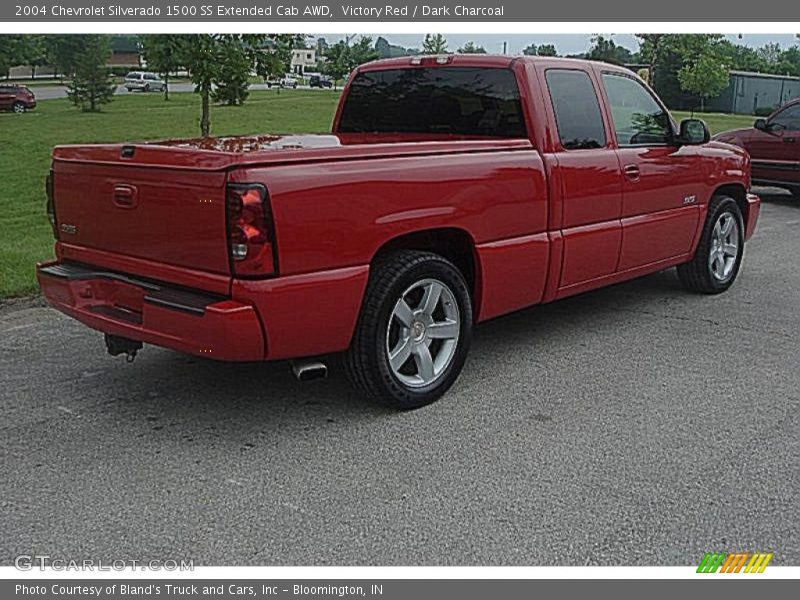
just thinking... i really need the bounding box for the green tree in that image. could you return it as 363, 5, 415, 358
321, 36, 377, 88
537, 44, 557, 57
141, 35, 184, 100
66, 35, 115, 112
422, 34, 448, 54
635, 34, 667, 89
0, 36, 26, 78
179, 34, 220, 136
588, 35, 632, 65
179, 34, 303, 136
457, 42, 486, 54
757, 42, 782, 65
254, 34, 305, 82
673, 35, 730, 112
522, 43, 538, 56
212, 37, 253, 106
45, 35, 86, 80
17, 35, 49, 79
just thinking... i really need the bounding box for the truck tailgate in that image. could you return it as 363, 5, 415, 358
52, 152, 230, 276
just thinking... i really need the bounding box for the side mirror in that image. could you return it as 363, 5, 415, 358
754, 118, 769, 131
678, 118, 710, 145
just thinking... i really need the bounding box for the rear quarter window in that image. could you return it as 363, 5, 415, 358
545, 69, 607, 150
338, 67, 527, 138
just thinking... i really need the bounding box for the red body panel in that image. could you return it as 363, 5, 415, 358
37, 261, 264, 361
38, 55, 757, 362
713, 98, 800, 190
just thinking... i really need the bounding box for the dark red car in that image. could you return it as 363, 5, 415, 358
714, 98, 800, 197
0, 84, 36, 113
37, 56, 760, 409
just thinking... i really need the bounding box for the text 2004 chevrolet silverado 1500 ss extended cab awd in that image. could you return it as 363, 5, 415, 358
38, 55, 761, 409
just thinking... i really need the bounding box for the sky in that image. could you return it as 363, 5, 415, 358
312, 34, 800, 55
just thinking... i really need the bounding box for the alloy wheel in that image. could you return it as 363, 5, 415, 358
385, 278, 460, 388
709, 211, 740, 282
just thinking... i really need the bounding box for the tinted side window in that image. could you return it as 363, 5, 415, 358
602, 73, 673, 145
771, 105, 800, 130
338, 67, 526, 138
545, 69, 606, 150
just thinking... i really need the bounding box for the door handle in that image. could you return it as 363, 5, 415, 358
623, 164, 641, 180
783, 137, 796, 143
112, 184, 138, 208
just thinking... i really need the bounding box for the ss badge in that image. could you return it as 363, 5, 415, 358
683, 195, 697, 205
60, 223, 77, 235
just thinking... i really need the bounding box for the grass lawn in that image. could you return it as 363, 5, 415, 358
0, 89, 341, 298
0, 94, 758, 299
672, 110, 756, 133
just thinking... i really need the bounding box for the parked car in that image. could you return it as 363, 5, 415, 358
279, 76, 298, 89
713, 98, 800, 197
38, 55, 759, 409
309, 75, 333, 89
0, 84, 36, 113
124, 71, 166, 93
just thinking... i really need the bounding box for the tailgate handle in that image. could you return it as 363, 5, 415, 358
113, 184, 138, 209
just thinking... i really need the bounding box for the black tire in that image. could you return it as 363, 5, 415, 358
144, 84, 150, 92
12, 101, 26, 114
345, 250, 473, 409
677, 195, 745, 294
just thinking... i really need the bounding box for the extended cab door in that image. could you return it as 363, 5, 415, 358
598, 71, 705, 271
542, 68, 623, 289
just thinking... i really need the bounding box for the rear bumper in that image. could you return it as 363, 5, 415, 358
37, 261, 265, 361
745, 192, 761, 241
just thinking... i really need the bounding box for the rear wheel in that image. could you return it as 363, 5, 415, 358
12, 101, 25, 113
677, 195, 744, 294
345, 251, 472, 409
144, 83, 150, 92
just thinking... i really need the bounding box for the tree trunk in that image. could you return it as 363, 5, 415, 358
164, 73, 169, 101
200, 84, 210, 137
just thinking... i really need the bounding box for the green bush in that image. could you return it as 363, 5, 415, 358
754, 106, 775, 117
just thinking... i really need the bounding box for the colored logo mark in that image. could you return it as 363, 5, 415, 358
697, 552, 773, 573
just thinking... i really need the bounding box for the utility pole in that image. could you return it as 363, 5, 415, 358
502, 41, 507, 54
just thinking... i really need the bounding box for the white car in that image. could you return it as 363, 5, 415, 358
124, 71, 166, 93
279, 76, 299, 89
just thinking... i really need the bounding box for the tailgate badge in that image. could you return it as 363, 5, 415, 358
60, 223, 77, 235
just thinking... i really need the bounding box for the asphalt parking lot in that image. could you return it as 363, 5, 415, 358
1, 191, 798, 566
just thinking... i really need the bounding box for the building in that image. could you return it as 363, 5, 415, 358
706, 70, 800, 115
108, 35, 142, 68
290, 48, 317, 75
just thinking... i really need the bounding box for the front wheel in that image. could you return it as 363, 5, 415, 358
677, 195, 744, 294
12, 101, 26, 113
345, 251, 472, 409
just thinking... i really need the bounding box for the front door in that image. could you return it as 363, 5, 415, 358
599, 72, 705, 271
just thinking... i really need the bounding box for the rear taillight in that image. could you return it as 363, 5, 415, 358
226, 183, 275, 277
45, 170, 58, 239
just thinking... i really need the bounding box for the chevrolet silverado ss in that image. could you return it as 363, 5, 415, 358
38, 55, 761, 409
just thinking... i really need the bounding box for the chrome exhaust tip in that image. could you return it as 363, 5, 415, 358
291, 360, 328, 381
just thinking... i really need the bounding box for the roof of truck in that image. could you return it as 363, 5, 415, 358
356, 54, 631, 74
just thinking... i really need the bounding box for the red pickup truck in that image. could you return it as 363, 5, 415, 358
38, 55, 760, 409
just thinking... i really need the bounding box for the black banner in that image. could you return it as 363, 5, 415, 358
4, 0, 800, 22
